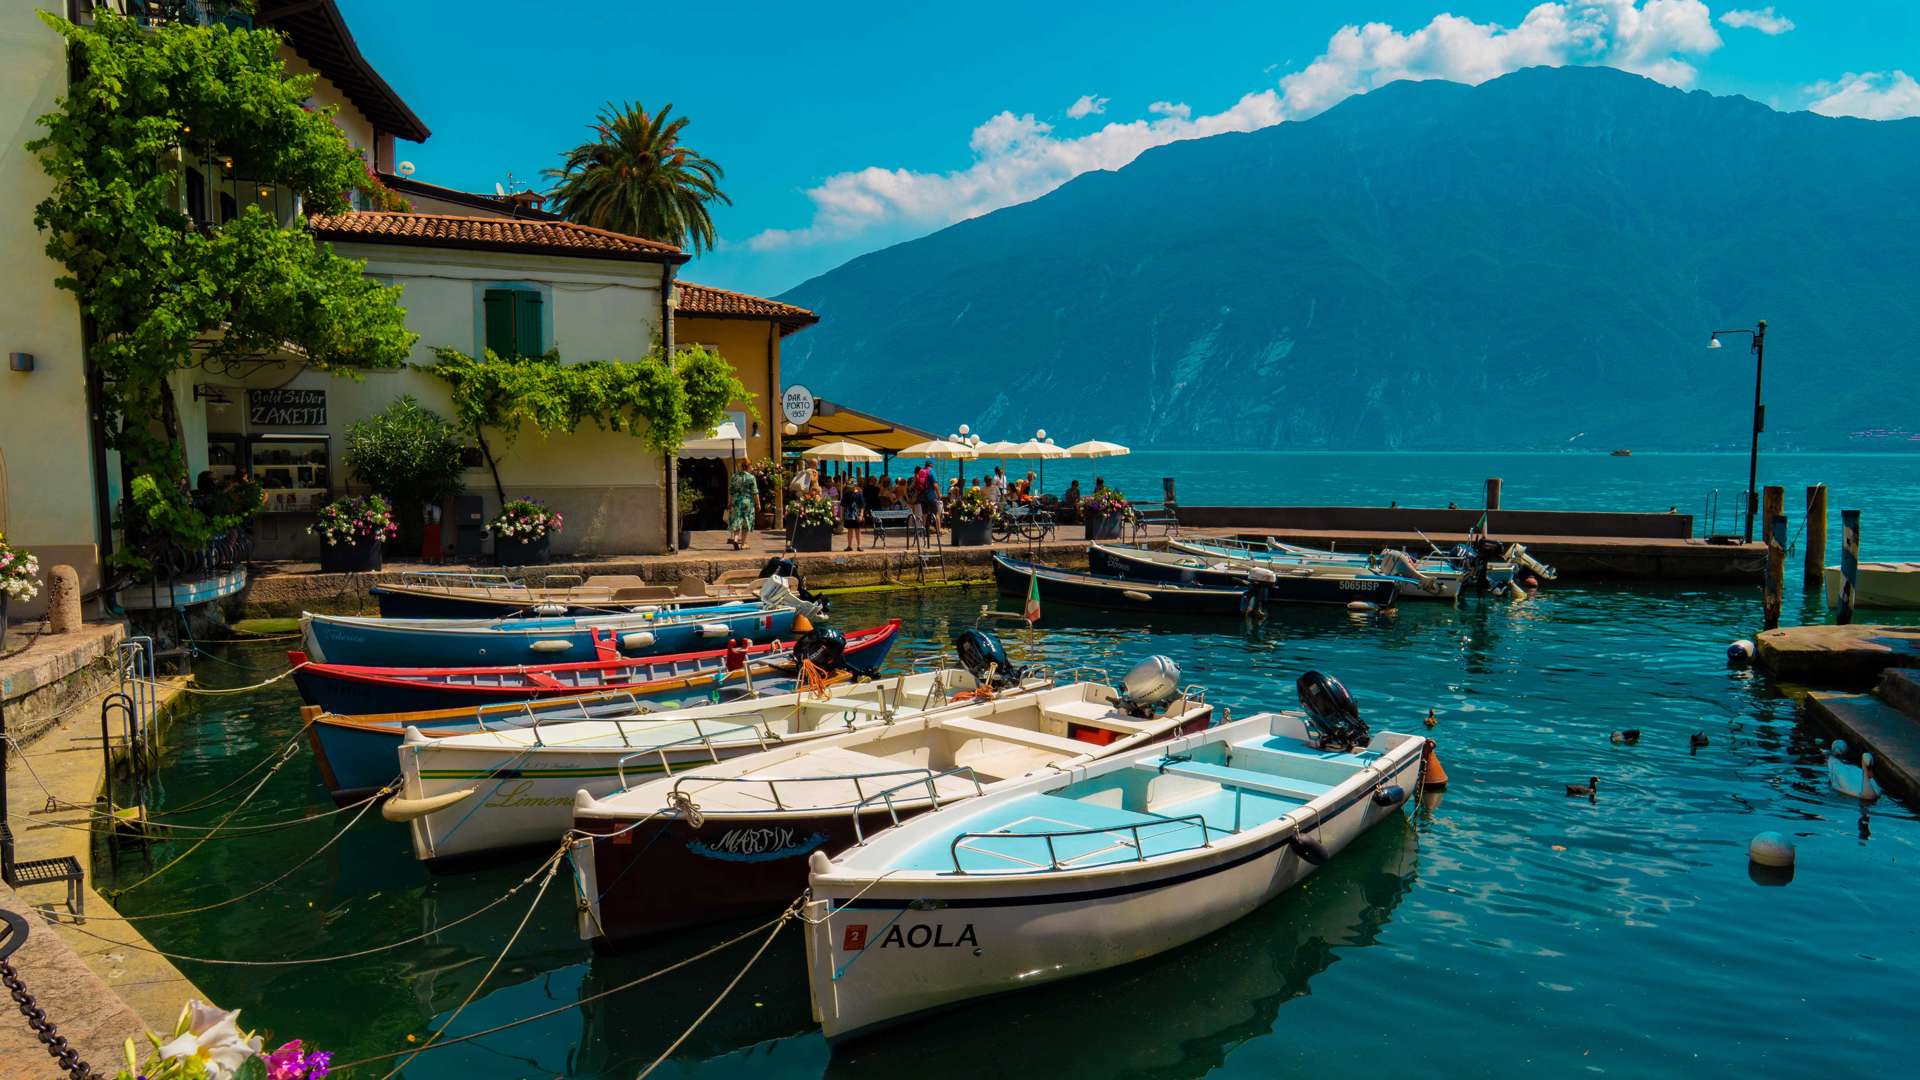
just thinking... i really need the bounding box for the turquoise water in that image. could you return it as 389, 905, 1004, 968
101, 451, 1920, 1077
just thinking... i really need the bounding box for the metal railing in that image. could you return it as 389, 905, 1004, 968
613, 720, 773, 788
670, 764, 974, 816
948, 814, 1211, 873
849, 767, 988, 842
116, 637, 157, 760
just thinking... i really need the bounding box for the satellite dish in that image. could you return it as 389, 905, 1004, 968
396, 161, 416, 177
495, 182, 508, 196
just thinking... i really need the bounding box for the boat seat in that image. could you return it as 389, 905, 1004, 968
583, 575, 648, 590
1153, 760, 1333, 802
677, 574, 708, 596
939, 716, 1094, 756
1040, 697, 1126, 727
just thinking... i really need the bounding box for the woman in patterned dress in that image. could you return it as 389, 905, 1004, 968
727, 458, 760, 550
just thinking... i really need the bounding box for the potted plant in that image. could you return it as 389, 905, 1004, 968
790, 493, 838, 552
0, 531, 41, 652
1081, 488, 1134, 541
751, 457, 790, 528
489, 499, 563, 565
344, 396, 467, 555
947, 487, 998, 546
677, 477, 703, 550
310, 496, 397, 573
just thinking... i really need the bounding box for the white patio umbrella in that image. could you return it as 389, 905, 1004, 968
900, 438, 979, 484
1064, 439, 1130, 459
801, 440, 882, 463
1006, 437, 1068, 493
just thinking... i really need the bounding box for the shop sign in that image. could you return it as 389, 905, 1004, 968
781, 385, 816, 426
249, 388, 326, 426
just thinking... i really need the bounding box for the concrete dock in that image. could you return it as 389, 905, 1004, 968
1756, 623, 1920, 687
1806, 669, 1920, 805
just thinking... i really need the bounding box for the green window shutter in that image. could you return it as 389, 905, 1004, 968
514, 290, 545, 356
483, 289, 517, 356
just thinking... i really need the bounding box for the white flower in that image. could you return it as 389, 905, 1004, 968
155, 1000, 262, 1080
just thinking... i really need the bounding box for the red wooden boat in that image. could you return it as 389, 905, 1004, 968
286, 620, 902, 715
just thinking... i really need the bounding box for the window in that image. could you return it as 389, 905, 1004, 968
483, 287, 545, 357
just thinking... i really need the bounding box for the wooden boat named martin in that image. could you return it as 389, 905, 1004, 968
1085, 543, 1401, 607
571, 650, 1213, 942
801, 671, 1433, 1041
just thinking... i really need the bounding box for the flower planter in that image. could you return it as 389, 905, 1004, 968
950, 519, 993, 547
1084, 512, 1126, 541
792, 524, 836, 553
494, 534, 552, 566
319, 535, 384, 573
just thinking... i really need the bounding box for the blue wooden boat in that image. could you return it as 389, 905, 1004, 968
287, 619, 902, 716
299, 603, 796, 667
1086, 543, 1401, 607
368, 571, 765, 619
993, 553, 1256, 616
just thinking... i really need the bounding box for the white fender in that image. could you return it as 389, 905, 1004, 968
380, 787, 476, 822
619, 631, 657, 651
698, 623, 730, 637
528, 639, 574, 653
1122, 590, 1153, 602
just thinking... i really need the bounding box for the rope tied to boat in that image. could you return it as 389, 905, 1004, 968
666, 788, 705, 829
799, 659, 834, 698
123, 660, 309, 696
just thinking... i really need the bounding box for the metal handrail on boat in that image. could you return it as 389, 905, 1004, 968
528, 692, 656, 748
668, 764, 969, 815
947, 813, 1211, 874
398, 570, 517, 589
849, 767, 988, 842
612, 720, 773, 789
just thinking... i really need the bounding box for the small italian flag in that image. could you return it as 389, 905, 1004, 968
1023, 567, 1042, 625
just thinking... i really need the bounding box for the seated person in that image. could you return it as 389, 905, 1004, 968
1060, 479, 1081, 523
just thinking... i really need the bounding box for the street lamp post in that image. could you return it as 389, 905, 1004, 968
1707, 319, 1768, 542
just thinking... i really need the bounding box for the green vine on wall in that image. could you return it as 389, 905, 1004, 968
27, 10, 415, 573
427, 345, 756, 502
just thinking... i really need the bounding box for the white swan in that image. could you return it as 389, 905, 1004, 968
1828, 740, 1882, 802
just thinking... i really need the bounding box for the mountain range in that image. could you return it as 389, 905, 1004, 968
778, 66, 1920, 451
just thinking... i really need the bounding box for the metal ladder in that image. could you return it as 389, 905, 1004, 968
905, 513, 947, 583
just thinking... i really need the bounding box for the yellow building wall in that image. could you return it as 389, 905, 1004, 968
0, 4, 101, 613
676, 316, 781, 463
174, 245, 672, 557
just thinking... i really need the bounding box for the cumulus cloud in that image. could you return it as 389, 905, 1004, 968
1718, 7, 1794, 34
1066, 94, 1109, 119
1807, 70, 1920, 120
744, 2, 1726, 251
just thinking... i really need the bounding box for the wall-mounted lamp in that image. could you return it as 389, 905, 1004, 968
8, 352, 33, 373
751, 420, 762, 438
193, 384, 233, 407
782, 422, 798, 437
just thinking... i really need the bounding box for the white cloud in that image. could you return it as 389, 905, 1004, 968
1718, 7, 1794, 34
1807, 70, 1920, 120
1066, 94, 1109, 119
744, 2, 1726, 252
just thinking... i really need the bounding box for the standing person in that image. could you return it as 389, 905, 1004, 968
916, 461, 941, 531
841, 473, 867, 551
989, 466, 1007, 508
1025, 470, 1038, 497
727, 458, 760, 551
785, 461, 816, 552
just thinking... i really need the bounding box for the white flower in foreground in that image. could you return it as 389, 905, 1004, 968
155, 1000, 263, 1080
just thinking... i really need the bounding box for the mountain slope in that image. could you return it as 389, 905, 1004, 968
778, 67, 1920, 450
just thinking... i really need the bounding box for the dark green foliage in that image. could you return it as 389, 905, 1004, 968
545, 102, 730, 253
343, 396, 466, 537
781, 67, 1920, 451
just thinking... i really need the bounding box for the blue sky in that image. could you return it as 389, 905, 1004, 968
340, 1, 1919, 297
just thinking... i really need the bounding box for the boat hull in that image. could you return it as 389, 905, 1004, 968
803, 738, 1424, 1041
1824, 563, 1920, 609
302, 605, 793, 666
992, 554, 1253, 616
1085, 544, 1400, 607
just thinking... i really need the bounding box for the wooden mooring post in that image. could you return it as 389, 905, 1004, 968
1763, 485, 1785, 630
1485, 477, 1502, 511
1804, 484, 1828, 591
1838, 509, 1860, 626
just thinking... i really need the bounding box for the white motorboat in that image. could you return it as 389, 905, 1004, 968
801, 673, 1431, 1041
1824, 562, 1920, 609
391, 665, 1010, 863
1173, 538, 1464, 601
570, 651, 1214, 941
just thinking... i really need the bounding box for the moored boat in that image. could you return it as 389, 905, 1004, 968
368, 569, 777, 619
1173, 539, 1463, 602
992, 553, 1256, 616
1823, 561, 1920, 609
299, 597, 803, 667
801, 672, 1431, 1041
570, 653, 1214, 943
392, 664, 1022, 863
287, 620, 901, 716
1085, 542, 1401, 607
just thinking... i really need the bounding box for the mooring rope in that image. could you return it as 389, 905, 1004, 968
634, 904, 796, 1080
125, 662, 308, 697
145, 716, 319, 816
62, 842, 566, 962
103, 737, 307, 896
327, 902, 796, 1072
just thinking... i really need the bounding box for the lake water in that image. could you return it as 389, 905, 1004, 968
102, 450, 1920, 1078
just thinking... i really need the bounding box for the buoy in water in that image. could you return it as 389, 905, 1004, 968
1748, 831, 1795, 867
1727, 639, 1755, 665
1421, 740, 1449, 789
1346, 600, 1377, 612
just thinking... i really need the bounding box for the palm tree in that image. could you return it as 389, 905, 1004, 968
545, 102, 731, 253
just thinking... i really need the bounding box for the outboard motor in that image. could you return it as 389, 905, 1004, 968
1296, 670, 1370, 752
1117, 655, 1182, 717
793, 627, 848, 672
955, 629, 1020, 689
758, 556, 798, 580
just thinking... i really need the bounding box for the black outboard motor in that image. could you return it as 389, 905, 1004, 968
1296, 670, 1370, 752
793, 627, 848, 672
955, 629, 1020, 689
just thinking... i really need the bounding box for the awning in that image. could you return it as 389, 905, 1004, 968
680, 421, 744, 459
784, 398, 937, 456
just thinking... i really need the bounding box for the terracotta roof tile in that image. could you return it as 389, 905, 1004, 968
676, 281, 820, 327
307, 211, 685, 262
